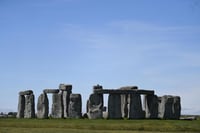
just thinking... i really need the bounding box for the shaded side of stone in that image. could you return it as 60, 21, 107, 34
173, 96, 181, 119
51, 93, 63, 118
17, 95, 25, 118
37, 93, 49, 119
144, 94, 158, 119
108, 94, 122, 119
87, 93, 103, 119
128, 94, 145, 119
24, 94, 35, 118
158, 95, 181, 119
68, 94, 82, 118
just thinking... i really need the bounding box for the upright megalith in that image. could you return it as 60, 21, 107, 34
120, 86, 138, 118
59, 84, 72, 118
37, 93, 49, 119
144, 94, 158, 119
51, 93, 63, 118
24, 94, 35, 118
17, 90, 35, 118
17, 95, 25, 118
68, 94, 82, 118
158, 95, 181, 119
128, 93, 145, 119
87, 85, 103, 119
108, 94, 122, 119
173, 96, 181, 119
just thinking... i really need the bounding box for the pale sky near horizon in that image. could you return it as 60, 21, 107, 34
0, 0, 200, 115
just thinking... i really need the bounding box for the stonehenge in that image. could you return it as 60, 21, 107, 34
17, 90, 35, 118
17, 84, 181, 120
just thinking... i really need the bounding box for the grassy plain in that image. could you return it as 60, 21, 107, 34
0, 118, 200, 133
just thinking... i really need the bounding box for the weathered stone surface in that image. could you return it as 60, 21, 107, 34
51, 93, 63, 118
158, 95, 181, 119
119, 86, 138, 90
43, 89, 59, 94
19, 90, 33, 95
37, 93, 49, 119
173, 96, 181, 119
128, 94, 145, 119
24, 94, 35, 118
108, 94, 122, 119
121, 94, 129, 118
144, 94, 158, 119
93, 84, 103, 93
68, 94, 82, 118
62, 90, 72, 118
59, 84, 72, 91
17, 95, 25, 118
87, 93, 103, 119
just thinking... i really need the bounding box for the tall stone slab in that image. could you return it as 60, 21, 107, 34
173, 96, 181, 119
37, 93, 49, 118
87, 93, 103, 119
68, 94, 82, 118
121, 94, 128, 118
144, 94, 158, 119
128, 94, 145, 119
108, 94, 122, 119
158, 95, 181, 119
59, 84, 72, 118
24, 94, 35, 118
51, 93, 63, 118
17, 95, 25, 118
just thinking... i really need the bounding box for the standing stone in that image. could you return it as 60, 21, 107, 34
144, 94, 158, 119
128, 93, 145, 119
17, 95, 25, 118
59, 84, 72, 118
37, 93, 49, 119
108, 94, 122, 119
87, 93, 103, 119
173, 96, 181, 119
24, 94, 35, 118
121, 94, 128, 118
68, 94, 82, 118
158, 95, 181, 119
51, 93, 63, 118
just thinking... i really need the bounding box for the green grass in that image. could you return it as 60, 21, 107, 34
0, 118, 200, 133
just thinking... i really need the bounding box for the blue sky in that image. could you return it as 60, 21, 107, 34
0, 0, 200, 115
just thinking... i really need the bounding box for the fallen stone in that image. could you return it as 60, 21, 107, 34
17, 95, 25, 118
68, 94, 82, 118
37, 93, 49, 119
24, 94, 35, 118
19, 90, 33, 95
43, 89, 59, 94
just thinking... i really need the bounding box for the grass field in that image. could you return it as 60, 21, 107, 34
0, 118, 200, 133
